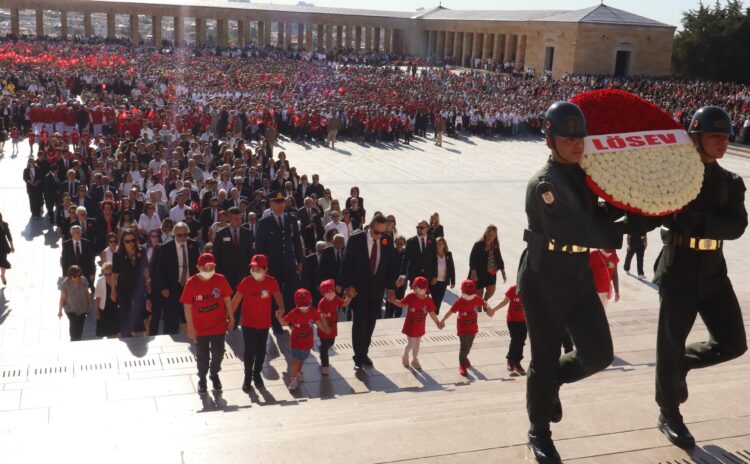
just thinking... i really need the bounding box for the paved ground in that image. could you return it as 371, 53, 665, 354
1, 134, 750, 463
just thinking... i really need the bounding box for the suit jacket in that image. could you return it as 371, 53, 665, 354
72, 218, 99, 251
308, 183, 325, 200
317, 245, 344, 285
23, 167, 42, 193
199, 207, 221, 242
297, 205, 323, 248
401, 235, 438, 282
154, 238, 200, 292
60, 238, 95, 278
43, 171, 61, 201
213, 226, 253, 288
222, 196, 246, 211
254, 212, 303, 279
57, 158, 74, 181
437, 251, 456, 286
60, 180, 81, 200
339, 230, 398, 302
301, 253, 322, 301
242, 222, 257, 254
92, 184, 118, 203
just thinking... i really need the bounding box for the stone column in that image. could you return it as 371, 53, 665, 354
427, 30, 435, 56
492, 33, 503, 62
174, 16, 184, 46
355, 26, 362, 50
297, 23, 304, 46
336, 25, 343, 48
517, 35, 527, 65
373, 26, 381, 51
364, 26, 372, 50
129, 14, 139, 44
35, 9, 44, 37
452, 32, 462, 63
10, 8, 19, 36
195, 18, 206, 46
276, 22, 284, 47
504, 34, 516, 62
345, 25, 353, 49
316, 24, 324, 49
152, 15, 162, 46
325, 24, 333, 50
285, 22, 293, 48
471, 32, 482, 61
436, 31, 446, 58
461, 32, 472, 66
217, 18, 228, 47
237, 20, 246, 47
445, 31, 454, 58
384, 28, 392, 53
482, 33, 492, 60
305, 24, 313, 48
105, 13, 114, 39
244, 20, 252, 46
60, 10, 68, 39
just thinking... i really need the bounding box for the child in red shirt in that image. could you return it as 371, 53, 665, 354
491, 284, 527, 376
441, 279, 492, 376
10, 126, 19, 157
277, 288, 330, 391
388, 276, 442, 371
27, 131, 36, 153
180, 253, 234, 395
316, 279, 351, 375
231, 254, 284, 392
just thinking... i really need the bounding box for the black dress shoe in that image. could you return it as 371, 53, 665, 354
253, 373, 265, 389
658, 412, 696, 449
363, 356, 374, 367
242, 377, 252, 393
197, 377, 208, 395
551, 385, 563, 423
527, 430, 561, 463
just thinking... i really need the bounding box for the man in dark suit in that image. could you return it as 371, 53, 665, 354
222, 188, 245, 211
60, 169, 81, 202
60, 225, 96, 288
242, 211, 258, 254
43, 164, 61, 222
255, 191, 304, 335
92, 175, 118, 203
23, 158, 44, 218
297, 197, 323, 254
199, 196, 221, 243
153, 222, 199, 334
213, 207, 253, 325
57, 155, 74, 182
317, 233, 345, 285
301, 241, 327, 303
397, 220, 438, 288
308, 174, 325, 199
339, 214, 399, 370
73, 206, 99, 252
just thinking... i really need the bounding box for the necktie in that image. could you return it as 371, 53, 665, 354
233, 229, 238, 247
277, 215, 283, 228
369, 239, 377, 275
307, 208, 312, 218
213, 209, 217, 223
69, 183, 74, 197
421, 237, 425, 252
336, 250, 341, 267
180, 244, 188, 285
75, 242, 81, 260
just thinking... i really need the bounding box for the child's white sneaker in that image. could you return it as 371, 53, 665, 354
321, 366, 329, 375
288, 377, 299, 391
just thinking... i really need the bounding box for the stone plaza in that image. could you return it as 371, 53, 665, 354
1, 132, 750, 462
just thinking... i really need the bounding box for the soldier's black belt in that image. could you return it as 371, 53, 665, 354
547, 241, 589, 253
674, 236, 723, 251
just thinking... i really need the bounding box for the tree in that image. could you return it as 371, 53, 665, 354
672, 0, 750, 83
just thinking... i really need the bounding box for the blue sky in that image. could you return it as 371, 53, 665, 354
258, 0, 729, 29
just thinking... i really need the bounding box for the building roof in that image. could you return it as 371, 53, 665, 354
416, 4, 673, 28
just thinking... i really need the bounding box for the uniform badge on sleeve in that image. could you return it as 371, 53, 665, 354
537, 181, 556, 206
541, 191, 555, 205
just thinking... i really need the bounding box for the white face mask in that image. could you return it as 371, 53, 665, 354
324, 292, 336, 301
298, 305, 310, 312
415, 288, 427, 297
199, 270, 215, 280
251, 270, 265, 281
462, 294, 475, 301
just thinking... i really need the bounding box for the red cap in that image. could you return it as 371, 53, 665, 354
295, 288, 312, 306
460, 279, 477, 295
412, 276, 429, 289
250, 254, 268, 268
319, 279, 336, 294
198, 253, 216, 268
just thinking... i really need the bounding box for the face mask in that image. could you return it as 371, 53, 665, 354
199, 270, 215, 280
462, 294, 475, 301
251, 270, 265, 281
324, 292, 336, 301
298, 305, 310, 312
415, 288, 427, 297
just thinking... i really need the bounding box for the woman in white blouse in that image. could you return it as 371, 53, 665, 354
430, 237, 456, 315
137, 202, 162, 237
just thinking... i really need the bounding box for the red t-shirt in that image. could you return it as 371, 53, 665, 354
589, 250, 619, 294
449, 296, 484, 336
401, 292, 436, 337
505, 285, 525, 322
179, 274, 233, 336
236, 275, 280, 329
285, 308, 320, 350
317, 295, 346, 339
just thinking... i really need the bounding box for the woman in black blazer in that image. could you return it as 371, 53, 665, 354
468, 224, 506, 301
430, 236, 455, 315
0, 211, 14, 285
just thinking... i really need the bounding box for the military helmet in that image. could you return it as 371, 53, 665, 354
542, 101, 588, 138
689, 106, 734, 136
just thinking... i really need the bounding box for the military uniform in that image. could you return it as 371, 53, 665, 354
518, 102, 631, 464
653, 106, 748, 449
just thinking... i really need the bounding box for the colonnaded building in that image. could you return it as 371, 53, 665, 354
0, 0, 675, 77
